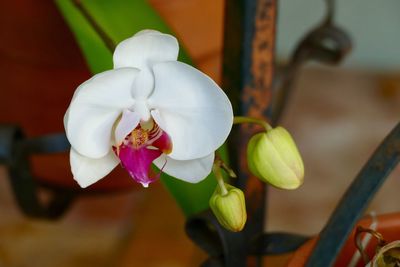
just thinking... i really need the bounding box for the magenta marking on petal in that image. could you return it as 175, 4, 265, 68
117, 143, 162, 187
151, 130, 172, 154
113, 119, 173, 187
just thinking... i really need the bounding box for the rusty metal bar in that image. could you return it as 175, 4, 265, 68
305, 122, 400, 266
222, 0, 277, 266
270, 0, 351, 125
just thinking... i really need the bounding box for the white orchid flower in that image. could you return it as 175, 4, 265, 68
64, 30, 233, 188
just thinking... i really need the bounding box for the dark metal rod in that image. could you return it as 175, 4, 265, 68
8, 140, 75, 219
222, 0, 277, 266
22, 133, 70, 154
249, 232, 309, 255
325, 0, 335, 24
305, 122, 400, 266
1, 125, 75, 218
269, 0, 350, 125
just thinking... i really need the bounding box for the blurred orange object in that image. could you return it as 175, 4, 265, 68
0, 1, 134, 191
287, 213, 400, 267
0, 0, 223, 192
149, 0, 224, 83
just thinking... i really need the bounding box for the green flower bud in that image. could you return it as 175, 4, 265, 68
209, 183, 247, 232
247, 126, 304, 189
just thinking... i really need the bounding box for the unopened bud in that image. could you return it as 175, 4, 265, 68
209, 183, 247, 232
247, 126, 304, 189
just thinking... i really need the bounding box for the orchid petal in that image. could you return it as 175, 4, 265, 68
113, 30, 179, 69
65, 68, 138, 158
149, 61, 233, 160
154, 153, 215, 183
151, 128, 173, 154
131, 68, 154, 101
70, 149, 119, 188
114, 110, 141, 145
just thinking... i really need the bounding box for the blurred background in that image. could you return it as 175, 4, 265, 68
0, 0, 399, 266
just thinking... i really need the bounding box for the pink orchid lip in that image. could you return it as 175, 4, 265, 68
113, 121, 172, 187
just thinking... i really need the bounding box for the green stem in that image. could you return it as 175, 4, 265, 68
233, 116, 272, 131
212, 162, 228, 196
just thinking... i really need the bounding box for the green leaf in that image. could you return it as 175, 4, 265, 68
55, 0, 112, 73
55, 0, 224, 216
55, 0, 191, 72
162, 147, 229, 216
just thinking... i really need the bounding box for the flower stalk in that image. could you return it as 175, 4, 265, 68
213, 164, 228, 196
212, 155, 237, 195
233, 116, 272, 131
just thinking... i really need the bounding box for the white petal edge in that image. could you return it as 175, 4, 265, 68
65, 68, 138, 158
149, 61, 233, 160
113, 30, 179, 69
114, 109, 141, 145
154, 153, 215, 183
70, 149, 119, 188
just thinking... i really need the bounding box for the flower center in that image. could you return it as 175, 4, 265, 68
130, 128, 148, 148
113, 119, 172, 187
